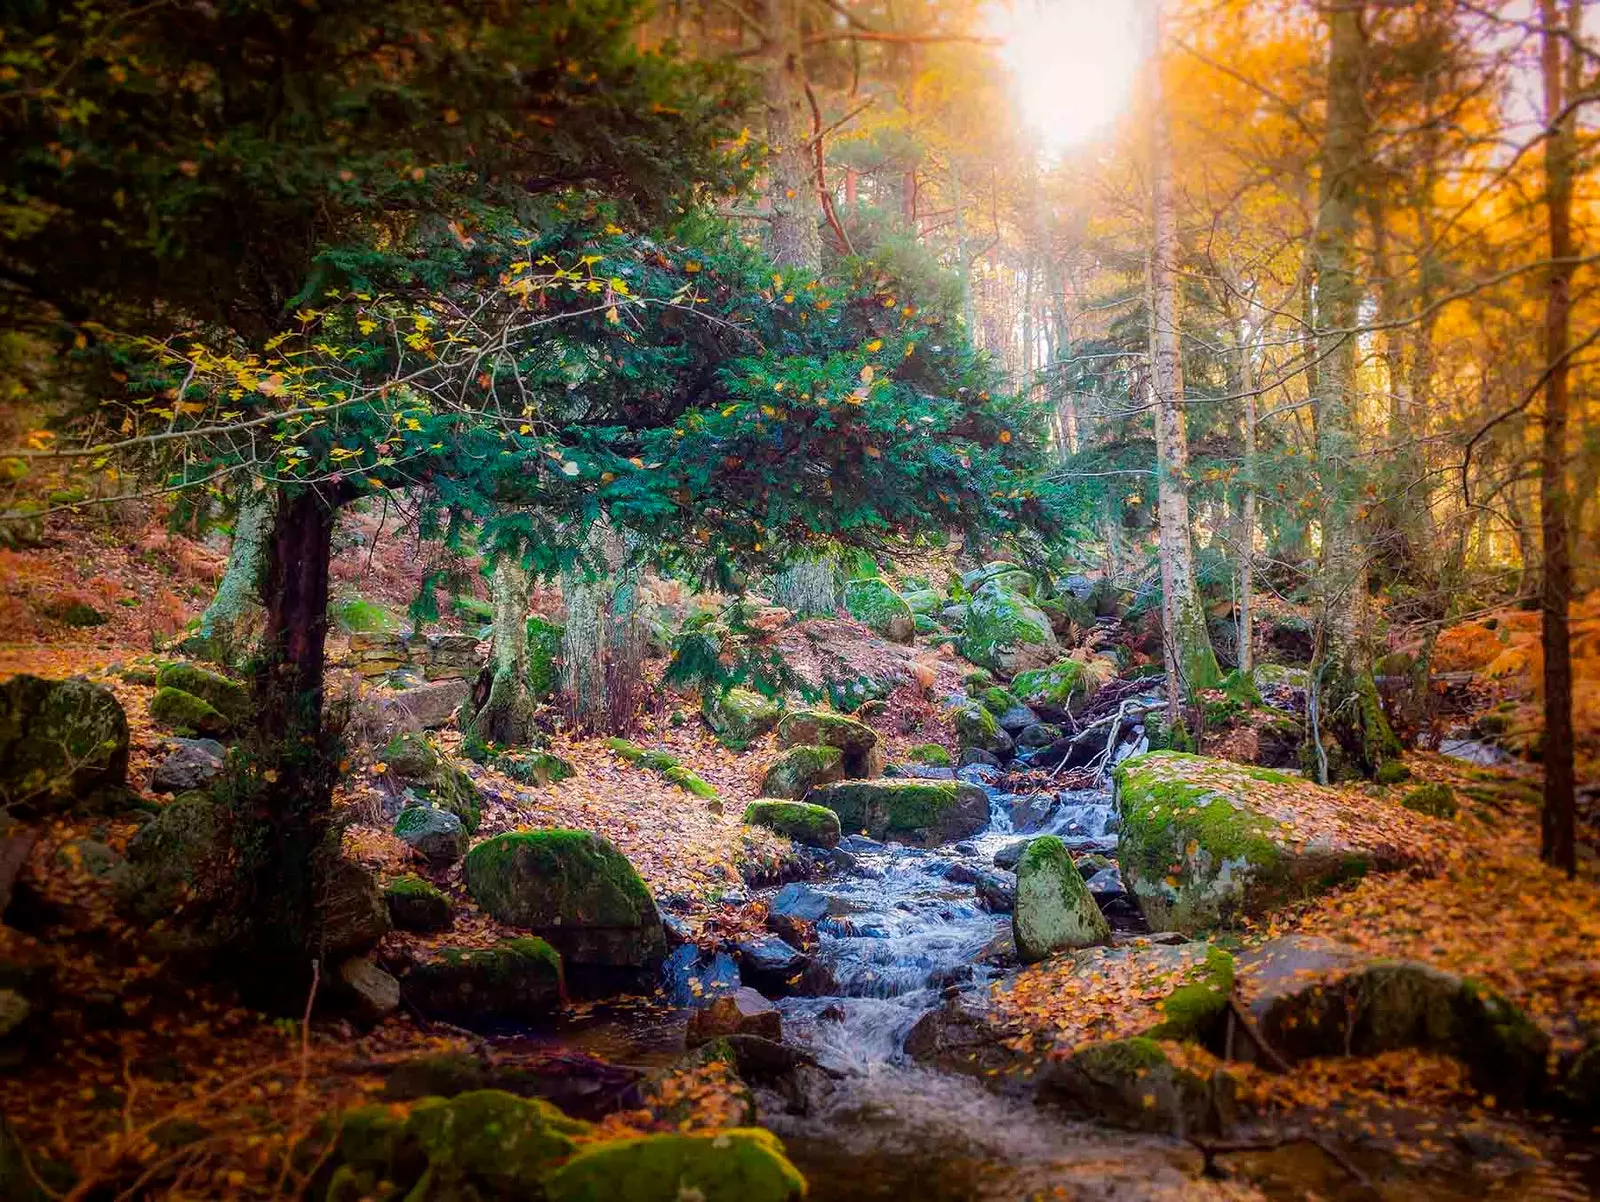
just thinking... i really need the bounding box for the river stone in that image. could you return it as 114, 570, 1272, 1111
1236, 934, 1549, 1105
149, 737, 226, 795
464, 830, 665, 990
394, 805, 467, 868
843, 577, 915, 644
805, 780, 988, 847
1013, 835, 1110, 962
0, 675, 131, 815
993, 839, 1031, 870
743, 799, 842, 848
771, 882, 831, 922
384, 875, 453, 932
1015, 723, 1063, 750
687, 987, 782, 1045
543, 1129, 805, 1202
776, 711, 882, 778
975, 869, 1017, 913
661, 945, 740, 1008
995, 705, 1039, 734
703, 688, 783, 749
1084, 865, 1125, 901
1114, 752, 1427, 933
1009, 659, 1100, 715
958, 582, 1058, 676
339, 956, 400, 1023
759, 746, 845, 801
402, 939, 565, 1027
1039, 1036, 1236, 1137
957, 747, 1003, 770
952, 704, 1014, 757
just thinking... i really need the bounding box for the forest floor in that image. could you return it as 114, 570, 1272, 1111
1, 504, 1597, 1199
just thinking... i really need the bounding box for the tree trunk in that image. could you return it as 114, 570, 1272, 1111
239, 485, 340, 1005
561, 527, 609, 734
1537, 0, 1577, 875
1238, 322, 1257, 676
758, 0, 821, 272
1308, 0, 1398, 781
605, 533, 648, 734
184, 485, 274, 665
771, 555, 838, 617
1148, 9, 1221, 705
465, 556, 536, 747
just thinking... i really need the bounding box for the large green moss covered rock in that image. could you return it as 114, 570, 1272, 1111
383, 733, 482, 832
760, 744, 845, 799
776, 710, 882, 777
320, 1089, 587, 1200
384, 875, 453, 932
464, 831, 665, 988
1038, 1037, 1236, 1137
1010, 659, 1097, 714
1114, 752, 1424, 933
805, 779, 988, 847
1012, 835, 1110, 962
0, 675, 129, 814
957, 583, 1057, 676
703, 688, 783, 749
543, 1129, 805, 1202
901, 588, 941, 616
112, 791, 224, 927
843, 577, 915, 644
149, 686, 231, 737
742, 799, 842, 849
156, 663, 251, 724
393, 805, 467, 867
1237, 935, 1548, 1106
402, 938, 565, 1027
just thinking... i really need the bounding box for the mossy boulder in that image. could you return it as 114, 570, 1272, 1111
393, 805, 468, 868
384, 875, 453, 932
112, 791, 225, 927
402, 939, 565, 1027
156, 663, 251, 724
901, 588, 941, 616
952, 704, 1013, 757
760, 745, 845, 800
0, 675, 129, 814
149, 686, 231, 737
1010, 659, 1096, 715
543, 1129, 805, 1202
957, 583, 1057, 676
703, 688, 783, 749
1039, 1037, 1236, 1137
805, 779, 988, 847
843, 577, 915, 644
776, 710, 882, 778
1238, 935, 1548, 1106
960, 561, 1035, 596
464, 831, 665, 990
1400, 781, 1458, 818
492, 749, 576, 787
320, 1089, 587, 1199
980, 686, 1021, 716
906, 743, 952, 767
1012, 835, 1111, 962
382, 733, 482, 832
1114, 752, 1422, 934
742, 800, 842, 849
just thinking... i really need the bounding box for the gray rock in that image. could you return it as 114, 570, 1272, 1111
1015, 723, 1064, 750
995, 705, 1039, 734
957, 748, 1003, 770
318, 854, 389, 958
840, 834, 884, 854
1085, 866, 1126, 901
339, 956, 400, 1023
771, 882, 831, 922
393, 805, 467, 868
0, 675, 130, 815
975, 869, 1016, 913
150, 738, 226, 794
0, 990, 29, 1040
660, 945, 740, 1008
1013, 835, 1111, 962
993, 839, 1031, 870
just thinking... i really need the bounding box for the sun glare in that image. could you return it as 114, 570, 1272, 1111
991, 0, 1147, 154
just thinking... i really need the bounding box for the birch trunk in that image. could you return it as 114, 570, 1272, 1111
1148, 11, 1221, 706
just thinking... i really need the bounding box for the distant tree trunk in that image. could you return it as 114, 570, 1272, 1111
771, 556, 837, 617
1238, 324, 1258, 676
758, 0, 821, 272
605, 534, 648, 734
240, 484, 340, 1006
561, 526, 609, 734
465, 557, 536, 747
185, 485, 274, 665
1148, 10, 1221, 706
1537, 0, 1577, 875
1309, 0, 1398, 781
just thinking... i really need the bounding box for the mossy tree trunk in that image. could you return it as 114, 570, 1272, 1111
1307, 2, 1398, 782
561, 525, 609, 734
465, 556, 536, 747
184, 484, 274, 665
1147, 18, 1221, 707
605, 530, 647, 734
771, 555, 838, 618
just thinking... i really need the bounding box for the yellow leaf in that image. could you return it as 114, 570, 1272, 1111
858, 365, 874, 384
605, 306, 620, 324
865, 339, 882, 353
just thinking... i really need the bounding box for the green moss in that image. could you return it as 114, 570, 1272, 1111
807, 779, 984, 843
332, 596, 399, 635
156, 663, 250, 722
1374, 760, 1412, 785
452, 594, 495, 623
1010, 659, 1091, 711
906, 743, 952, 766
843, 577, 914, 642
902, 588, 941, 615
958, 584, 1055, 674
760, 744, 844, 800
663, 765, 717, 799
913, 613, 939, 635
45, 599, 107, 627
1150, 947, 1235, 1040
464, 830, 658, 931
742, 800, 842, 848
526, 616, 564, 699
606, 738, 720, 801
981, 687, 1020, 716
702, 687, 782, 750
962, 669, 995, 692
384, 733, 481, 831
1401, 782, 1458, 819
149, 686, 230, 737
493, 749, 575, 787
1013, 834, 1111, 961
952, 703, 1003, 751
776, 710, 876, 753
543, 1129, 806, 1202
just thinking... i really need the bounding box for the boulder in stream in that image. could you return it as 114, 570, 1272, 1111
1012, 835, 1111, 961
543, 1129, 806, 1202
1038, 1036, 1236, 1137
776, 710, 883, 777
402, 939, 565, 1027
757, 748, 846, 803
804, 780, 988, 847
